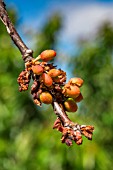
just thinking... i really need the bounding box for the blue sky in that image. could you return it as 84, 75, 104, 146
4, 0, 113, 76
5, 0, 113, 51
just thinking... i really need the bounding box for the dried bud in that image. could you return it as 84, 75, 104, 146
63, 85, 80, 98
74, 93, 83, 102
32, 65, 44, 75
48, 69, 61, 77
64, 98, 78, 112
40, 49, 56, 61
52, 77, 60, 83
69, 77, 84, 87
41, 73, 53, 87
40, 92, 53, 104
74, 130, 82, 145
31, 80, 39, 93
33, 98, 41, 106
65, 138, 73, 146
17, 70, 31, 92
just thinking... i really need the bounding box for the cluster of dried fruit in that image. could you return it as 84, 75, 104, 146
17, 50, 83, 113
17, 49, 94, 146
0, 0, 94, 147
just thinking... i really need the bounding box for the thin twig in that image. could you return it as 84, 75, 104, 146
53, 102, 94, 146
0, 0, 33, 62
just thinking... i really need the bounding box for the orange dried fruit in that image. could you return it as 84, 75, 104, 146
40, 92, 52, 104
64, 98, 78, 112
40, 49, 56, 61
74, 93, 83, 102
32, 65, 44, 75
48, 69, 61, 77
69, 77, 84, 87
63, 85, 80, 98
41, 73, 53, 87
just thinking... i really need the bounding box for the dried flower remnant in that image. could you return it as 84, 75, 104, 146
17, 49, 94, 146
17, 70, 31, 92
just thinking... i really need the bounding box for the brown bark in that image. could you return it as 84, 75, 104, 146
0, 0, 33, 62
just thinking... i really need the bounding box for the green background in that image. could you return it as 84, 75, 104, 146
0, 7, 113, 170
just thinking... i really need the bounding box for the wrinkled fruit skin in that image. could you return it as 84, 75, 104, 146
32, 65, 44, 75
40, 92, 53, 104
64, 98, 78, 112
40, 50, 56, 62
41, 73, 53, 87
69, 77, 84, 87
63, 85, 80, 98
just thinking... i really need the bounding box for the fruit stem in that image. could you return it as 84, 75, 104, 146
53, 101, 71, 126
32, 55, 41, 63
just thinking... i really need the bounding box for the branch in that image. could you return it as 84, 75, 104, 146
0, 0, 33, 62
53, 102, 94, 146
17, 58, 94, 146
0, 0, 94, 146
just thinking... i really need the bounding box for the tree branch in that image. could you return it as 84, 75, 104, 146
0, 0, 94, 146
0, 0, 33, 62
53, 102, 94, 146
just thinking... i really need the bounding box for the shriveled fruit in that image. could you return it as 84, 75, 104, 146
63, 85, 80, 98
40, 92, 53, 104
32, 65, 44, 75
48, 69, 61, 77
41, 73, 53, 87
74, 93, 83, 102
40, 49, 56, 61
69, 77, 84, 87
64, 98, 78, 112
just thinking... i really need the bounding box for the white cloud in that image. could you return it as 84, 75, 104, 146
23, 2, 113, 41
21, 2, 113, 52
59, 3, 113, 41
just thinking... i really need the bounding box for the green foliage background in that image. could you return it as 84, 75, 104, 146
0, 8, 113, 170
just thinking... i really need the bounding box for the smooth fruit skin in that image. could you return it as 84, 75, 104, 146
64, 98, 78, 112
40, 50, 56, 62
69, 77, 84, 87
63, 85, 80, 98
32, 65, 44, 75
74, 93, 83, 102
41, 73, 53, 87
48, 69, 61, 77
40, 92, 53, 104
